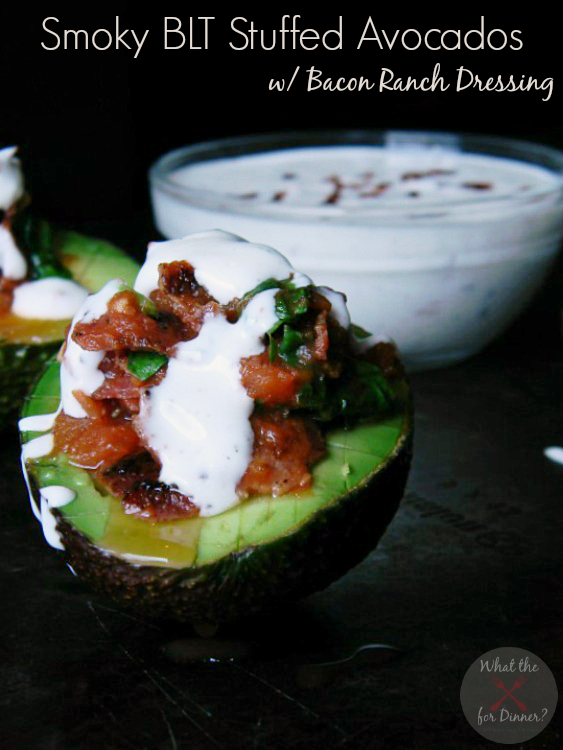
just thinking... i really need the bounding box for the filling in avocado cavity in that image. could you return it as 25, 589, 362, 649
21, 230, 402, 558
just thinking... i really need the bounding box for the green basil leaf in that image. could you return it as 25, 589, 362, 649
297, 360, 395, 423
278, 325, 305, 366
127, 352, 168, 381
274, 286, 311, 323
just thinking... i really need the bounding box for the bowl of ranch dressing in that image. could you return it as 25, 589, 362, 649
149, 131, 563, 370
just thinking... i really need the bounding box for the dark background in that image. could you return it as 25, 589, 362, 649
1, 8, 562, 750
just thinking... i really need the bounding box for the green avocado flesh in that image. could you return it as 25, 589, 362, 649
0, 231, 138, 423
22, 360, 410, 575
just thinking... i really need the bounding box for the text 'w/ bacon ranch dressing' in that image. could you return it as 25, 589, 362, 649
150, 133, 563, 369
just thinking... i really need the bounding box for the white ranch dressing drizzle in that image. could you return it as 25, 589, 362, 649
137, 288, 279, 516
19, 415, 74, 548
19, 408, 60, 433
0, 223, 27, 280
12, 277, 89, 319
0, 146, 24, 211
60, 278, 124, 418
20, 433, 56, 522
39, 486, 76, 550
317, 287, 350, 330
134, 229, 295, 302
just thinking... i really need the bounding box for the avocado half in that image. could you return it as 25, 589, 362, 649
0, 230, 138, 423
21, 360, 412, 625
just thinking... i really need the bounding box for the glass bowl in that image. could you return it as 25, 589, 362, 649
149, 130, 563, 370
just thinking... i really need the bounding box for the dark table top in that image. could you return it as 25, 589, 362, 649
1, 222, 562, 749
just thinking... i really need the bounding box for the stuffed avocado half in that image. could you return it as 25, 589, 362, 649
0, 146, 138, 422
20, 230, 412, 624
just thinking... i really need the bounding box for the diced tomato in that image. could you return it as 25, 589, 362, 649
53, 411, 141, 470
240, 352, 311, 406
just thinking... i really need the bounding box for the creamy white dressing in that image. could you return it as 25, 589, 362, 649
39, 486, 76, 550
0, 146, 24, 211
20, 433, 56, 522
22, 432, 55, 461
119, 552, 171, 565
317, 287, 351, 330
0, 223, 27, 280
11, 277, 89, 319
60, 279, 124, 418
137, 288, 279, 516
169, 146, 562, 213
19, 408, 60, 433
134, 230, 294, 303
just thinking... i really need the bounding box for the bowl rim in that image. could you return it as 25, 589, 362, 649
149, 129, 563, 224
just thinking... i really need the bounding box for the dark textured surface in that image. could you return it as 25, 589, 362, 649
1, 237, 562, 749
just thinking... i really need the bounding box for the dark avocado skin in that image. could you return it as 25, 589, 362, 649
53, 411, 412, 625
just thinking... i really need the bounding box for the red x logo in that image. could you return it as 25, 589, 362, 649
489, 674, 528, 711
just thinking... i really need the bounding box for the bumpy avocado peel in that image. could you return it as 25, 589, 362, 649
0, 230, 138, 424
22, 352, 412, 624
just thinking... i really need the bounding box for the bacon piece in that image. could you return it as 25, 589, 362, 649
91, 351, 166, 413
239, 412, 325, 497
100, 451, 160, 496
150, 261, 219, 339
122, 481, 199, 521
72, 290, 181, 354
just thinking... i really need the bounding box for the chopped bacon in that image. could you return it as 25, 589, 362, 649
150, 261, 219, 339
239, 412, 325, 497
122, 481, 199, 521
98, 450, 198, 521
313, 310, 329, 361
100, 451, 160, 496
71, 290, 181, 354
91, 351, 166, 413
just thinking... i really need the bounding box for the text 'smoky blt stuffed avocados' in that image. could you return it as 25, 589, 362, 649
0, 146, 138, 422
20, 230, 412, 623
